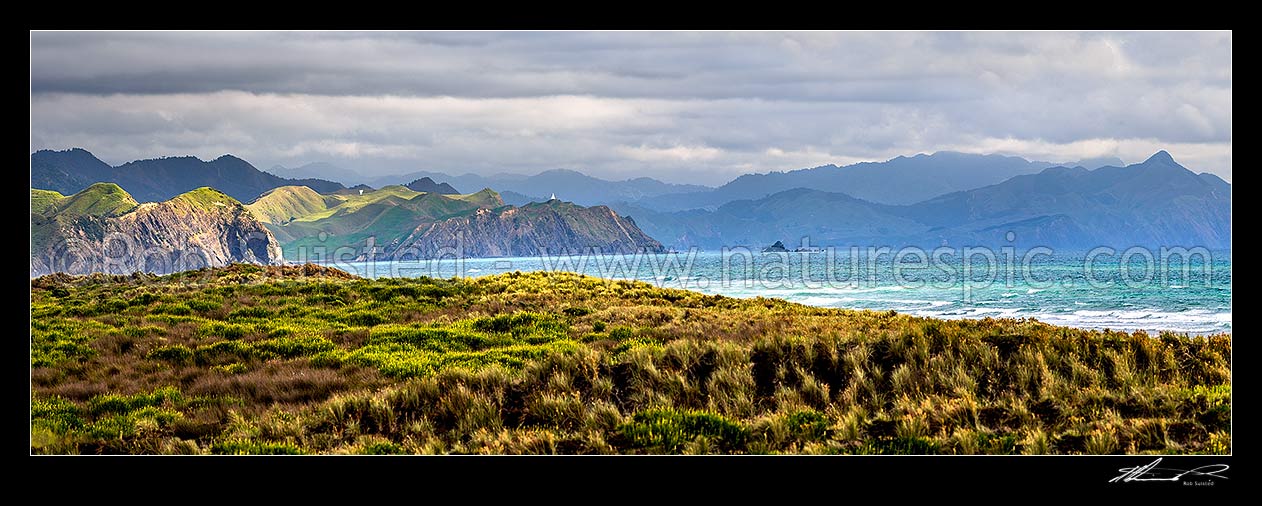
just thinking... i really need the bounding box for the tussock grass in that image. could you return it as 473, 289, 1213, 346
30, 266, 1230, 454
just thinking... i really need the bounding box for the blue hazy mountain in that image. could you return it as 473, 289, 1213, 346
366, 168, 711, 207
270, 162, 367, 186
404, 177, 460, 194
614, 152, 1230, 250
501, 190, 548, 206
1071, 155, 1127, 170
897, 151, 1231, 249
635, 152, 1062, 211
612, 189, 923, 249
33, 148, 1227, 251
32, 148, 345, 203
31, 147, 114, 198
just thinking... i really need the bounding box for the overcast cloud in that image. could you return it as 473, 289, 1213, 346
29, 31, 1232, 185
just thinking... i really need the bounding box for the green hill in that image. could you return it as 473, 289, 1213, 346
169, 187, 242, 209
31, 183, 141, 255
452, 187, 506, 208
31, 189, 66, 215
31, 185, 282, 276
252, 185, 662, 261
51, 182, 139, 218
253, 185, 494, 258
245, 186, 333, 224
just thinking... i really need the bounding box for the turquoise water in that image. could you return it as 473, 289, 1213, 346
329, 249, 1231, 335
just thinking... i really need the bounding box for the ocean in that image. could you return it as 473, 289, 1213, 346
329, 248, 1231, 336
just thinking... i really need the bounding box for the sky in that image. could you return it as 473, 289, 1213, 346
29, 31, 1232, 185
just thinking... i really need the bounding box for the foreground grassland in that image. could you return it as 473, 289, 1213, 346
30, 265, 1230, 455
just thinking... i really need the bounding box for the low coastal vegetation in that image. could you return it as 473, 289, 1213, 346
30, 264, 1230, 455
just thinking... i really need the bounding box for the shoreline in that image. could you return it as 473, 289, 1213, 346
32, 262, 1232, 337
316, 256, 1234, 337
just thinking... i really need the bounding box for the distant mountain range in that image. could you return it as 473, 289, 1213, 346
630, 152, 1126, 211
894, 151, 1230, 249
33, 148, 1128, 214
31, 184, 282, 277
270, 162, 366, 185
404, 177, 460, 194
33, 148, 345, 203
501, 190, 547, 207
377, 169, 710, 206
613, 152, 1230, 250
269, 163, 711, 207
31, 147, 1229, 275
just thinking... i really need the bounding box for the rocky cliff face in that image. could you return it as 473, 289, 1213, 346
377, 200, 665, 259
31, 185, 284, 277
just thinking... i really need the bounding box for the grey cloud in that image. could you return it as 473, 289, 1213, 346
29, 31, 1232, 184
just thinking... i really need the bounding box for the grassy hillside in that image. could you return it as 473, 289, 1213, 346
53, 182, 139, 218
31, 189, 66, 215
30, 265, 1229, 455
31, 186, 274, 269
297, 185, 422, 222
169, 187, 242, 209
34, 185, 241, 222
31, 183, 142, 254
452, 188, 506, 208
245, 186, 332, 224
253, 186, 499, 258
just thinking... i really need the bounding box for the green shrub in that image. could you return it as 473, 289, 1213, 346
617, 409, 748, 453
304, 293, 347, 306
345, 340, 582, 379
147, 345, 194, 364
88, 414, 137, 439
129, 292, 159, 306
252, 336, 337, 358
197, 322, 251, 340
31, 321, 99, 367
341, 310, 388, 327
784, 409, 829, 442
153, 303, 192, 316
211, 439, 305, 455
369, 325, 513, 352
123, 325, 164, 338
310, 349, 348, 368
609, 326, 634, 341
186, 298, 220, 313
213, 363, 249, 374
614, 337, 662, 355
195, 340, 259, 363
866, 436, 942, 455
359, 440, 405, 455
87, 386, 182, 415
31, 396, 85, 434
472, 312, 568, 342
228, 307, 273, 319
97, 298, 129, 314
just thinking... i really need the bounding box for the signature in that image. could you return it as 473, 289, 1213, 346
1110, 458, 1229, 483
